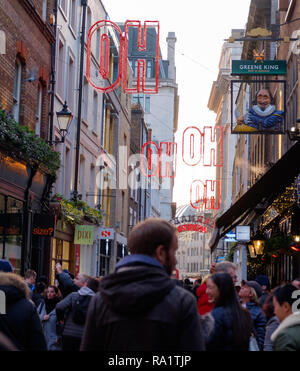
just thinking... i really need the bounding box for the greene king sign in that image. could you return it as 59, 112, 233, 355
232, 60, 287, 75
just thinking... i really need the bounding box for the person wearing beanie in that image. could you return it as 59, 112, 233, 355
0, 259, 13, 273
256, 275, 271, 307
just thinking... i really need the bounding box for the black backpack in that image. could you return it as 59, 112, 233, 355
72, 295, 92, 325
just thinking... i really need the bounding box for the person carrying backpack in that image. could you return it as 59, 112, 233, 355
56, 276, 99, 351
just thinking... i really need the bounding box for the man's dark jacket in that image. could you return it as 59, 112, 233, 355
81, 255, 205, 351
56, 271, 79, 298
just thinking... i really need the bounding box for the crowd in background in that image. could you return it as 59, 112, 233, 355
0, 218, 300, 352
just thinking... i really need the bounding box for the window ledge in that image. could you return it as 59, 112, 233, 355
68, 24, 76, 40
59, 6, 68, 22
82, 119, 89, 128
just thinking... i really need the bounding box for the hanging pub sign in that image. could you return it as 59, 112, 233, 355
32, 214, 55, 236
0, 213, 22, 235
231, 48, 286, 135
231, 60, 287, 76
74, 225, 94, 245
231, 79, 286, 134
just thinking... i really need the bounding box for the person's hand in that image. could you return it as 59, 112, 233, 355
237, 115, 244, 125
210, 261, 216, 274
55, 262, 63, 274
43, 314, 50, 321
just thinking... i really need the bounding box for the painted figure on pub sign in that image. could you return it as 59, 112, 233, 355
234, 87, 284, 133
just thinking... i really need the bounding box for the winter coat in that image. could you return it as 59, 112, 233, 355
246, 302, 267, 351
81, 258, 205, 351
271, 312, 300, 351
196, 283, 214, 315
0, 272, 47, 351
37, 301, 62, 351
263, 316, 279, 351
206, 306, 251, 351
56, 286, 95, 340
56, 272, 79, 298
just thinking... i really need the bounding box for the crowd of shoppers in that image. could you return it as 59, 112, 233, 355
0, 218, 300, 351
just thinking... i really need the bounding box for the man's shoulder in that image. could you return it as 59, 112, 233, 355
169, 285, 197, 303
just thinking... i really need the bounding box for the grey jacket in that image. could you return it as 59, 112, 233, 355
263, 316, 279, 351
37, 303, 62, 351
56, 286, 95, 339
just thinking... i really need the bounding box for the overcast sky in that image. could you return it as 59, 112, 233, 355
104, 0, 251, 207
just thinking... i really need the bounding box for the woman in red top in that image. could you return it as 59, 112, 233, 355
196, 275, 215, 315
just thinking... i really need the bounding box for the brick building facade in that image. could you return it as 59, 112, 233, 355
0, 0, 54, 138
0, 0, 56, 276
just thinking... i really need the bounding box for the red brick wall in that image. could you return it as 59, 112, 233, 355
0, 0, 54, 140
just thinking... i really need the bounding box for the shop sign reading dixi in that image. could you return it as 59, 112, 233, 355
74, 225, 94, 245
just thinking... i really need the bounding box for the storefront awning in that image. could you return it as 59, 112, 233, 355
209, 140, 300, 251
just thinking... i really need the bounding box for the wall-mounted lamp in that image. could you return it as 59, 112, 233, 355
48, 101, 73, 144
248, 244, 257, 258
287, 119, 300, 141
253, 237, 264, 255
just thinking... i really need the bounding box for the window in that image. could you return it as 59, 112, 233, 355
70, 0, 76, 31
121, 191, 125, 233
89, 165, 95, 207
82, 77, 89, 121
35, 83, 42, 136
95, 28, 101, 60
12, 59, 22, 122
60, 0, 67, 14
86, 7, 92, 42
79, 155, 85, 196
133, 60, 143, 78
0, 195, 23, 275
64, 146, 71, 198
92, 91, 98, 131
145, 95, 150, 113
146, 60, 152, 78
57, 38, 65, 99
129, 207, 133, 228
67, 52, 75, 111
42, 0, 47, 21
132, 93, 144, 106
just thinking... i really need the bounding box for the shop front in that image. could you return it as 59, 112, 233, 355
0, 153, 56, 276
50, 219, 75, 284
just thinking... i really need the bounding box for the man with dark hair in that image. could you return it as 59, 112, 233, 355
24, 269, 37, 292
271, 284, 300, 351
81, 218, 205, 351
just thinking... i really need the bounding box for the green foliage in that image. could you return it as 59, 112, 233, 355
263, 232, 293, 256
226, 243, 237, 261
52, 194, 103, 226
0, 108, 60, 176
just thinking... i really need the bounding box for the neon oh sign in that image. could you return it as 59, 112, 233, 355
86, 20, 160, 94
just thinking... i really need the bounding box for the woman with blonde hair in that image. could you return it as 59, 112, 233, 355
239, 280, 267, 351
